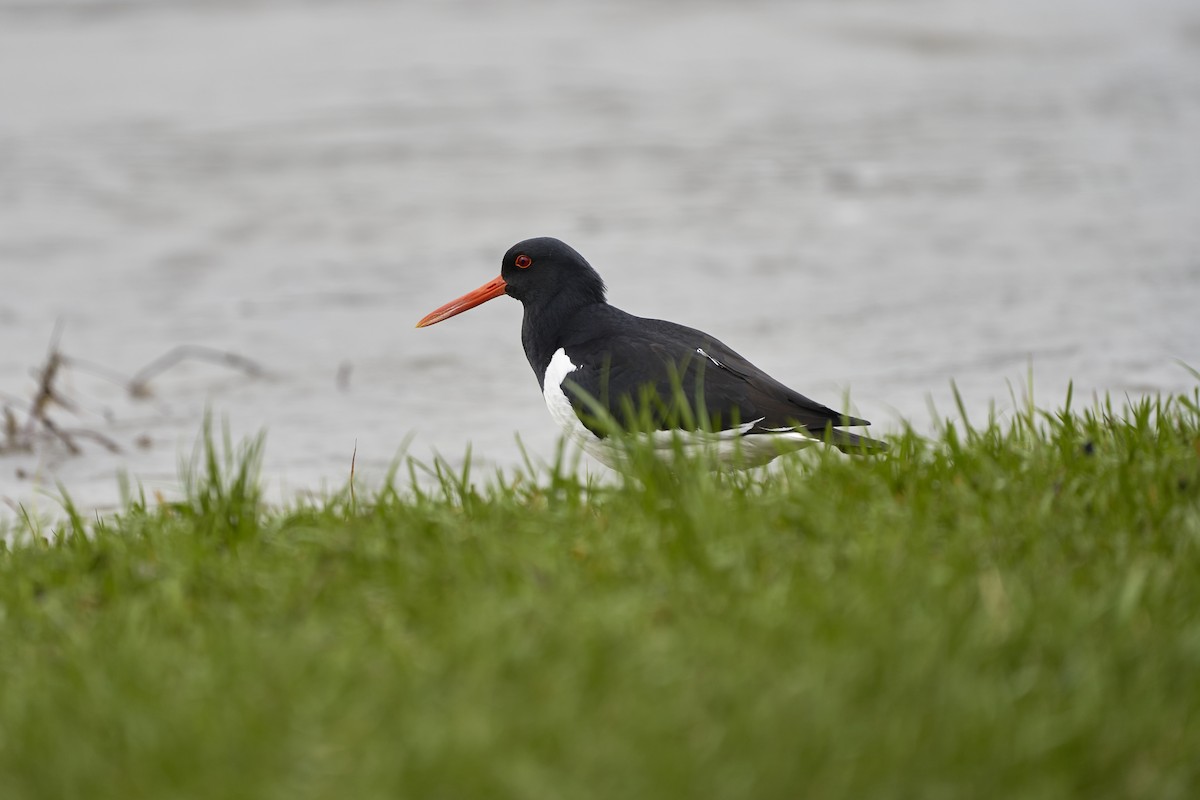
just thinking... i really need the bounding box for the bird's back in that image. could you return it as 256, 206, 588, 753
553, 304, 871, 439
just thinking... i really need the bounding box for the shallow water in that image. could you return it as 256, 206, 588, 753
2, 0, 1198, 518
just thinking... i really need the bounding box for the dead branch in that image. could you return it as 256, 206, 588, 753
3, 331, 266, 460
127, 345, 267, 398
37, 415, 82, 456
60, 427, 122, 453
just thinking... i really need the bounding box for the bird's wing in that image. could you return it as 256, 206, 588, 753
692, 330, 872, 430
558, 315, 870, 439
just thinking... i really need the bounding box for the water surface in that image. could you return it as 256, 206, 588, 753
2, 0, 1198, 516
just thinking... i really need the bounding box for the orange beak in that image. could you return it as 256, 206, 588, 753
415, 275, 508, 328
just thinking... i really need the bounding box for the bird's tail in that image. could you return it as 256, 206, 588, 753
823, 427, 890, 455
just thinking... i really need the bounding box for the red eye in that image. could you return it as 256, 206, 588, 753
515, 254, 532, 269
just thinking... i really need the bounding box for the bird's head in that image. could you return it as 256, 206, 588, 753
416, 237, 606, 328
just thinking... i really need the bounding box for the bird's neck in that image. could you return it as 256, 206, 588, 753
521, 292, 601, 389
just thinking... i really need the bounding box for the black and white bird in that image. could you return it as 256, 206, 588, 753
416, 237, 887, 468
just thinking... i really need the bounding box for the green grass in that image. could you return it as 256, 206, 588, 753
2, 388, 1199, 799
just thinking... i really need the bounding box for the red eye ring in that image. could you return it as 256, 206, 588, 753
515, 254, 532, 269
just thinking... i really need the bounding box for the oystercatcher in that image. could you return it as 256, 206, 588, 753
416, 237, 887, 468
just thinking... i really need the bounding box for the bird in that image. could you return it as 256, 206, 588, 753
416, 237, 887, 469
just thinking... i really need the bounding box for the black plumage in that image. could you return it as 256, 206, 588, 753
417, 236, 887, 461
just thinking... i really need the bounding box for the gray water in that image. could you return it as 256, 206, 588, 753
2, 0, 1199, 518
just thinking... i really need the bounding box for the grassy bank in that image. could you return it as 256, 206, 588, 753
2, 388, 1199, 799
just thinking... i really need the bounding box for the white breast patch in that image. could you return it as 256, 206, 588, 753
542, 349, 591, 444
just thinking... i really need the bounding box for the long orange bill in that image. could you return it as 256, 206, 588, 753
415, 275, 508, 328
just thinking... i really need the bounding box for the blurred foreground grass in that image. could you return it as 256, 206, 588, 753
2, 387, 1199, 799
